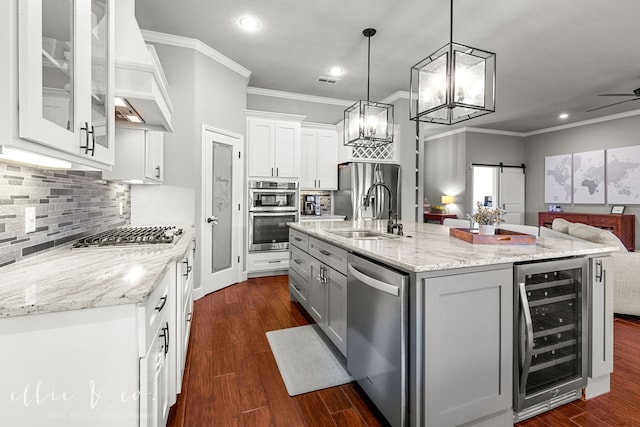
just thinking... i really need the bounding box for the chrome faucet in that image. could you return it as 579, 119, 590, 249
363, 182, 402, 235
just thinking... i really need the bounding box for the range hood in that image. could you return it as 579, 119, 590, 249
114, 0, 173, 132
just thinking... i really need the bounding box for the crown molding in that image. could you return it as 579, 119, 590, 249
140, 30, 252, 79
381, 91, 410, 104
244, 109, 307, 122
247, 87, 354, 107
522, 109, 640, 137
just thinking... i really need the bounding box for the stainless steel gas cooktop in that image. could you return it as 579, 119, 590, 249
73, 226, 183, 248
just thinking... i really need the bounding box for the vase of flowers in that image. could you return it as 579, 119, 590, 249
467, 202, 505, 235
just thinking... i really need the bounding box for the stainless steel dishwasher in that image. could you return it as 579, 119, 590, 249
347, 254, 408, 427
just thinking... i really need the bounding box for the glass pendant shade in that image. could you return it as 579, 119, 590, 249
410, 42, 495, 125
344, 100, 394, 147
344, 28, 394, 147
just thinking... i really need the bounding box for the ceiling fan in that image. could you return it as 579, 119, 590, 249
587, 87, 640, 112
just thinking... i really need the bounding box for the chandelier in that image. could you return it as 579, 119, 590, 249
344, 28, 394, 147
410, 0, 496, 125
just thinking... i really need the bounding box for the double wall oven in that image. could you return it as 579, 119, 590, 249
248, 181, 298, 252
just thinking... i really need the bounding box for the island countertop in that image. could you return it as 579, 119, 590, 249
0, 228, 195, 318
288, 220, 618, 273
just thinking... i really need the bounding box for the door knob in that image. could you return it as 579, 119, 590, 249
207, 216, 219, 224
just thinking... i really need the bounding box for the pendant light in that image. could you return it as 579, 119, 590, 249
410, 0, 496, 125
344, 28, 394, 147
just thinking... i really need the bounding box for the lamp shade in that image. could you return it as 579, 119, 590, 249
410, 42, 495, 125
344, 100, 394, 147
441, 195, 455, 205
344, 28, 394, 147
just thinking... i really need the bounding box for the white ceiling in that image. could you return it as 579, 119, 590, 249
135, 0, 640, 136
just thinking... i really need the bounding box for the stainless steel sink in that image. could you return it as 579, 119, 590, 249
328, 229, 399, 240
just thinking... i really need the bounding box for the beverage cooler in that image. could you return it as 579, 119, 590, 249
513, 257, 588, 422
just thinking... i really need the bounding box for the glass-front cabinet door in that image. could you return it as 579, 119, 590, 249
18, 0, 114, 167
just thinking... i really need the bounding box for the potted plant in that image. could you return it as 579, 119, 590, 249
467, 202, 506, 235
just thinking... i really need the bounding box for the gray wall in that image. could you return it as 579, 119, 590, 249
247, 93, 346, 124
129, 42, 249, 288
424, 132, 467, 219
524, 114, 640, 248
131, 43, 248, 226
393, 99, 420, 221
424, 131, 526, 220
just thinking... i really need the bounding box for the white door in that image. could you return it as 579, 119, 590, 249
202, 127, 243, 295
500, 168, 525, 224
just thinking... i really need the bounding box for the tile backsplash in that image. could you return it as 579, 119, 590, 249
0, 162, 130, 267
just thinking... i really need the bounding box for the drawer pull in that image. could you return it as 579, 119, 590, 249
319, 249, 331, 256
155, 295, 168, 312
268, 260, 282, 264
294, 236, 303, 242
294, 259, 303, 265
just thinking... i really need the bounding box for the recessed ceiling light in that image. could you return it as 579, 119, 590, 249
329, 66, 344, 77
238, 16, 260, 31
559, 113, 569, 119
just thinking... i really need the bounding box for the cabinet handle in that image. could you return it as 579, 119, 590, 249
318, 179, 320, 188
595, 259, 603, 283
293, 237, 303, 242
276, 167, 279, 176
80, 122, 95, 155
159, 322, 170, 356
155, 166, 161, 178
155, 295, 168, 312
314, 179, 317, 187
271, 167, 274, 177
187, 312, 192, 322
183, 260, 191, 276
90, 125, 96, 156
518, 282, 534, 394
268, 260, 281, 264
319, 249, 331, 256
294, 258, 303, 264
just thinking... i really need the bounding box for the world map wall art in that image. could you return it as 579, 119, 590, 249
544, 145, 640, 205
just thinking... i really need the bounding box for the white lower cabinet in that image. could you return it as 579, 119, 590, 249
289, 232, 347, 356
0, 246, 195, 427
175, 238, 196, 394
247, 251, 289, 275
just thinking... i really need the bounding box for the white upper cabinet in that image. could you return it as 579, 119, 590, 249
18, 0, 115, 167
246, 111, 305, 179
300, 124, 338, 190
103, 128, 164, 184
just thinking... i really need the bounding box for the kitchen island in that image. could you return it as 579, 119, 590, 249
287, 220, 617, 426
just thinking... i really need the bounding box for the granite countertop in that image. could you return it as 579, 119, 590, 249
0, 228, 195, 318
288, 220, 618, 273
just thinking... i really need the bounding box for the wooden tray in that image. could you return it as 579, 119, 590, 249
449, 228, 536, 245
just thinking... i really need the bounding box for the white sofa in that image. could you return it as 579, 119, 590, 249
540, 218, 639, 316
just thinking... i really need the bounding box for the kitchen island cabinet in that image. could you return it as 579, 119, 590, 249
288, 220, 617, 426
0, 229, 196, 427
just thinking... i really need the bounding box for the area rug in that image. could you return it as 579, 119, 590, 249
266, 324, 353, 396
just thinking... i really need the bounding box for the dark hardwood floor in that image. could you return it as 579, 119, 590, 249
168, 275, 640, 427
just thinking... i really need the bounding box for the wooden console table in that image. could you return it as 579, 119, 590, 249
538, 212, 635, 251
424, 213, 457, 224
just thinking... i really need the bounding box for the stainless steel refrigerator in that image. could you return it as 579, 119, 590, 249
334, 162, 401, 220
